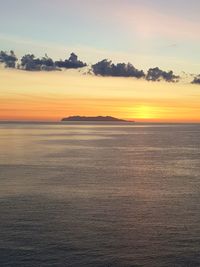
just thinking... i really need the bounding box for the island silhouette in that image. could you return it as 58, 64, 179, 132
61, 116, 132, 122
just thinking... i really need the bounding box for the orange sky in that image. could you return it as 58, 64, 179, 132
1, 68, 200, 122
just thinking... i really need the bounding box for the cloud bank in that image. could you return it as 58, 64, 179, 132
0, 49, 197, 84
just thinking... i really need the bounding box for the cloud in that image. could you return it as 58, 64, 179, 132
0, 50, 17, 68
92, 60, 179, 82
55, 53, 87, 69
192, 75, 200, 84
20, 54, 59, 71
92, 59, 145, 78
0, 49, 191, 84
146, 67, 179, 82
19, 52, 86, 71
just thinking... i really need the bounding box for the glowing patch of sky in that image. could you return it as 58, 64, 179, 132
1, 68, 200, 122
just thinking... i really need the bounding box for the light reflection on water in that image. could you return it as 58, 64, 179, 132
0, 122, 200, 267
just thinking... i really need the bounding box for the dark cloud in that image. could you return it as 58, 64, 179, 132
0, 51, 86, 71
20, 53, 86, 71
0, 50, 17, 68
0, 50, 183, 84
20, 54, 59, 71
20, 54, 42, 71
146, 67, 179, 82
55, 53, 87, 69
192, 75, 200, 84
92, 59, 145, 78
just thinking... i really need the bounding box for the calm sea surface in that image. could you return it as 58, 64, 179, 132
0, 122, 200, 267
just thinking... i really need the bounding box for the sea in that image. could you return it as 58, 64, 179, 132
0, 122, 200, 267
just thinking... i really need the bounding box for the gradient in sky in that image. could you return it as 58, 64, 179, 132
0, 0, 200, 122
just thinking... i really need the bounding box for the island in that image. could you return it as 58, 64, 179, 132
61, 116, 132, 122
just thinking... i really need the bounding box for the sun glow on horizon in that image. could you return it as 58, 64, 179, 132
128, 105, 160, 120
0, 68, 200, 123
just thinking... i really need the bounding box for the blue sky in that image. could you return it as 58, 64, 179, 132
0, 0, 200, 73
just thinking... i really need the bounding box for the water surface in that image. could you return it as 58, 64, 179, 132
0, 122, 200, 267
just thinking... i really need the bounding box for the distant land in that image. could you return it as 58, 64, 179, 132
61, 116, 132, 122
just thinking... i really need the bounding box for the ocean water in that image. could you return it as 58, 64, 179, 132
0, 122, 200, 267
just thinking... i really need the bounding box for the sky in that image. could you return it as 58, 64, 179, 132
0, 0, 200, 122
